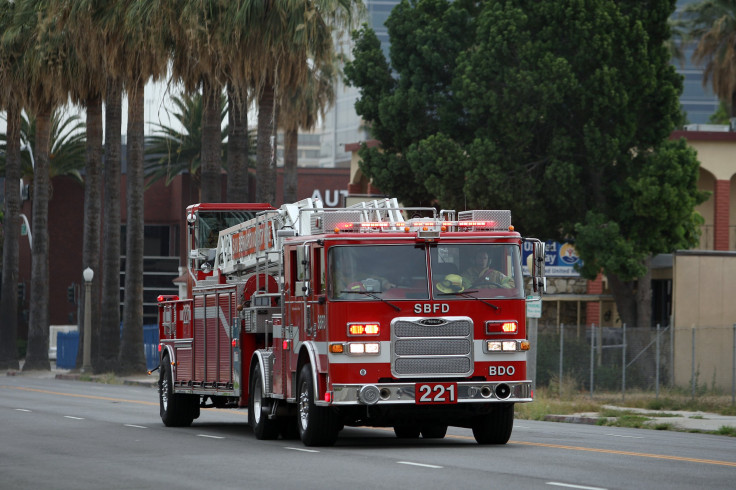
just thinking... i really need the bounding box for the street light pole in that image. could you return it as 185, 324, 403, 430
82, 267, 94, 372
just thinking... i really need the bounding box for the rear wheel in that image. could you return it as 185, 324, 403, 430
159, 355, 197, 427
297, 364, 339, 446
249, 363, 279, 440
472, 403, 514, 444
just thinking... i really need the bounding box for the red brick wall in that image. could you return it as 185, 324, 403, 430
585, 274, 604, 326
714, 179, 730, 251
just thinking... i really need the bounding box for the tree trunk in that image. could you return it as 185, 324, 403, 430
0, 102, 22, 370
607, 272, 637, 328
119, 81, 147, 374
98, 77, 123, 372
77, 93, 103, 370
201, 79, 222, 203
23, 107, 52, 371
226, 83, 249, 203
283, 128, 298, 203
635, 256, 652, 329
256, 82, 276, 204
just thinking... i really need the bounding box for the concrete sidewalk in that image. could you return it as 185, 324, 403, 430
544, 405, 736, 432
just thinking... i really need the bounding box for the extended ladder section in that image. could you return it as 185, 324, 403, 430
214, 197, 323, 278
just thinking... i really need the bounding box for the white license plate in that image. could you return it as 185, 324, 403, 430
415, 382, 458, 404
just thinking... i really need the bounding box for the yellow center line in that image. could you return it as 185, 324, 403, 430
2, 385, 159, 406
508, 440, 736, 468
381, 429, 736, 468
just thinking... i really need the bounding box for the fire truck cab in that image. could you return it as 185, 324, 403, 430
156, 198, 546, 446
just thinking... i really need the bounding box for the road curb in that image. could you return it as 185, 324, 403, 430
544, 414, 600, 425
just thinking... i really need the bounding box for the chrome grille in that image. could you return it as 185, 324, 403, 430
391, 316, 474, 378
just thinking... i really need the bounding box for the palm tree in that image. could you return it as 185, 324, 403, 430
144, 91, 228, 197
112, 0, 172, 374
1, 110, 87, 182
0, 0, 22, 371
168, 1, 232, 203
280, 60, 338, 203
7, 0, 73, 371
233, 1, 357, 205
53, 0, 107, 371
680, 0, 736, 116
226, 82, 250, 203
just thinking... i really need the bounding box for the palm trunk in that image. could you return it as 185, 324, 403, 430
77, 93, 103, 369
256, 82, 276, 204
98, 77, 123, 372
201, 79, 222, 203
119, 81, 147, 374
283, 128, 298, 203
226, 83, 249, 203
0, 102, 22, 370
23, 107, 52, 371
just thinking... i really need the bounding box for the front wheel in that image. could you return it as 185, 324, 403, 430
249, 363, 279, 440
297, 364, 339, 446
159, 355, 198, 427
472, 403, 514, 444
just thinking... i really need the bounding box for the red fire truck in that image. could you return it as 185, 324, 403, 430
155, 198, 546, 446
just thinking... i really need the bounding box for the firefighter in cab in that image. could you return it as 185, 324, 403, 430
461, 250, 514, 289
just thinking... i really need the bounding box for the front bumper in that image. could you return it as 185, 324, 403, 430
330, 380, 532, 406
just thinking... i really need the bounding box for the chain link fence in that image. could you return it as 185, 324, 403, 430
534, 323, 736, 403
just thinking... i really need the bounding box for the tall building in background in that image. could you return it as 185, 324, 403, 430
675, 0, 720, 125
293, 0, 399, 168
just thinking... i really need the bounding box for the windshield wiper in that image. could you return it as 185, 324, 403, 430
340, 290, 401, 311
437, 290, 499, 310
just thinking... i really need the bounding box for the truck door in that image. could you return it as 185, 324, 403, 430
310, 246, 326, 344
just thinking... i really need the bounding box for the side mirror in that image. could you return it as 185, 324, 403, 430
532, 240, 546, 293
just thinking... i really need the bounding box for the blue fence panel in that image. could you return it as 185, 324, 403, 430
56, 331, 79, 369
143, 324, 159, 372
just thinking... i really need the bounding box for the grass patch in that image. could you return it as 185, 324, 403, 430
715, 426, 736, 437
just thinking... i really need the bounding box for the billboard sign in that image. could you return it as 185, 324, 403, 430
522, 240, 582, 277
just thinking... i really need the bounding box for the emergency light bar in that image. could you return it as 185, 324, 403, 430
331, 218, 511, 233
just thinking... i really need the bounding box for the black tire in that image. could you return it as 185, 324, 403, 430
393, 425, 421, 439
159, 355, 197, 427
421, 425, 448, 439
297, 364, 339, 446
472, 403, 514, 444
279, 416, 300, 440
249, 363, 279, 440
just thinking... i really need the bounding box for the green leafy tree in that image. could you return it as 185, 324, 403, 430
346, 0, 706, 328
679, 0, 736, 117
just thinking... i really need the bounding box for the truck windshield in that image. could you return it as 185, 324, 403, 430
430, 243, 524, 300
329, 245, 429, 300
197, 210, 259, 249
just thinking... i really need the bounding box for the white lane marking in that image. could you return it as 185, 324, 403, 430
397, 461, 443, 469
547, 482, 607, 490
64, 416, 84, 420
197, 434, 225, 439
605, 433, 644, 439
285, 447, 320, 453
15, 409, 31, 412
124, 424, 147, 429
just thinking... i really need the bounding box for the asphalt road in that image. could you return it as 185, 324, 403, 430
1, 376, 734, 490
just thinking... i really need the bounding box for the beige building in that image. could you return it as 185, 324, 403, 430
671, 126, 736, 391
